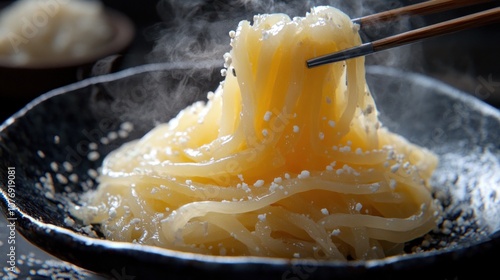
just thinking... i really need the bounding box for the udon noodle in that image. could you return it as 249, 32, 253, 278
74, 6, 438, 260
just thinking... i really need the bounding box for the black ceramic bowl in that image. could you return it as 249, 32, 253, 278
0, 63, 499, 280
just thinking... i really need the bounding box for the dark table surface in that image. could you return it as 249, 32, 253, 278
1, 0, 499, 279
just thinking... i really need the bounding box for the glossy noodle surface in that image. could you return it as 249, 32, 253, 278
74, 6, 438, 260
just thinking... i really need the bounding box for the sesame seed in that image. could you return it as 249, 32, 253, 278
318, 132, 325, 140
389, 179, 397, 190
339, 146, 351, 152
258, 213, 267, 222
298, 170, 310, 179
443, 219, 453, 228
62, 161, 73, 172
262, 129, 268, 137
56, 174, 68, 184
50, 162, 58, 172
321, 208, 329, 215
263, 111, 272, 122
242, 183, 250, 192
108, 131, 118, 141
293, 125, 300, 133
390, 163, 400, 173
223, 52, 232, 67
87, 169, 98, 178
87, 151, 100, 161
37, 150, 46, 158
269, 182, 279, 192
64, 217, 75, 227
328, 120, 335, 127
442, 228, 452, 235
118, 130, 129, 138
369, 183, 380, 192
331, 229, 341, 236
355, 202, 363, 212
120, 122, 134, 132
68, 174, 78, 183
86, 178, 95, 188
253, 180, 264, 187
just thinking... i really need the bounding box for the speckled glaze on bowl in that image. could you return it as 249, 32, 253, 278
0, 63, 499, 280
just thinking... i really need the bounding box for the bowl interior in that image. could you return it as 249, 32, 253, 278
0, 63, 499, 279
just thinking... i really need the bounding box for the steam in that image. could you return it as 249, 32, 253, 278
95, 0, 425, 127
146, 0, 314, 63
146, 0, 422, 71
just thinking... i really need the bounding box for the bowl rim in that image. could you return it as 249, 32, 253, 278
0, 7, 135, 69
2, 192, 497, 267
1, 64, 499, 277
0, 61, 222, 129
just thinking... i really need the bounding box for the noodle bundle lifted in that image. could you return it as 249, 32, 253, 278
75, 6, 438, 260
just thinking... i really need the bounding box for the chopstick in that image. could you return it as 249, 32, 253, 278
352, 0, 494, 27
307, 2, 500, 68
